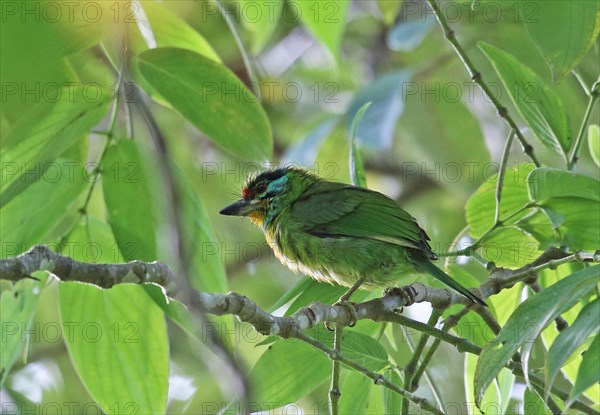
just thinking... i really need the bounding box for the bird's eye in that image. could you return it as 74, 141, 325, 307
256, 182, 267, 194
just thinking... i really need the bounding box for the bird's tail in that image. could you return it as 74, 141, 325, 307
417, 260, 487, 306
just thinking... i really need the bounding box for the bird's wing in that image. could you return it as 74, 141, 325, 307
290, 183, 432, 251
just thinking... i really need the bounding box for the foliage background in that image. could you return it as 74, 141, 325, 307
1, 0, 599, 413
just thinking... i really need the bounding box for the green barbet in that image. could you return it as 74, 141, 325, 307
220, 167, 485, 306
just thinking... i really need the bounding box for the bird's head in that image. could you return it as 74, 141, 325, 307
219, 167, 316, 226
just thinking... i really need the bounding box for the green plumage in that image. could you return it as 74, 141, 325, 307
220, 167, 485, 306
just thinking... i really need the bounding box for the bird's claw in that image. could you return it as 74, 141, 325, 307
383, 286, 418, 308
325, 300, 358, 330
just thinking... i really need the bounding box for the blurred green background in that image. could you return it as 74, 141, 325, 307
1, 0, 598, 413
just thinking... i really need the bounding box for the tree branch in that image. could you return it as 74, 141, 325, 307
0, 245, 178, 294
3, 245, 600, 414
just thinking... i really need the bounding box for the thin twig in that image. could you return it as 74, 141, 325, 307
329, 325, 343, 415
473, 306, 501, 335
502, 250, 599, 287
568, 77, 600, 170
440, 202, 537, 258
411, 306, 470, 390
402, 310, 441, 415
296, 332, 445, 415
57, 45, 126, 251
426, 0, 540, 167
385, 314, 598, 415
471, 202, 536, 252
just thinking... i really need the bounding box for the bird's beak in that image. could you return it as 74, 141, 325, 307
219, 199, 258, 216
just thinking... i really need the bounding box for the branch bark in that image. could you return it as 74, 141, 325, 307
2, 245, 600, 415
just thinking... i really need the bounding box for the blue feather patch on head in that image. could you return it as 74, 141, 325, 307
244, 167, 288, 189
266, 175, 288, 195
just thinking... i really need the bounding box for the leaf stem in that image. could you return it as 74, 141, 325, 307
568, 77, 600, 170
426, 0, 540, 167
442, 202, 536, 257
571, 70, 591, 97
473, 202, 535, 249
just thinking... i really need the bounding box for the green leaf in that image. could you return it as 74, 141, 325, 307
0, 160, 88, 258
1, 2, 102, 122
466, 163, 535, 238
382, 368, 403, 414
539, 265, 600, 404
60, 283, 169, 415
542, 197, 599, 250
141, 284, 202, 341
63, 216, 124, 263
546, 298, 600, 399
523, 387, 552, 415
0, 88, 111, 206
340, 370, 373, 414
479, 42, 571, 157
127, 1, 222, 108
398, 88, 489, 191
173, 166, 227, 293
479, 226, 542, 268
136, 1, 220, 62
527, 167, 600, 202
474, 265, 599, 407
466, 353, 509, 415
588, 124, 600, 167
241, 0, 284, 53
102, 140, 157, 262
349, 102, 371, 187
138, 48, 272, 161
249, 338, 330, 407
289, 0, 349, 60
0, 276, 47, 386
269, 275, 314, 312
568, 332, 600, 409
444, 267, 491, 346
340, 330, 388, 372
524, 1, 600, 82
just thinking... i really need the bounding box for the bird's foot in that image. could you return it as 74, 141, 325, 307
383, 285, 418, 313
325, 300, 358, 330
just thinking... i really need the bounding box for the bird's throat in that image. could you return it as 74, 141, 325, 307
248, 210, 266, 227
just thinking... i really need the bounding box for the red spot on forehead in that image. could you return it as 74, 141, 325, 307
242, 187, 253, 200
